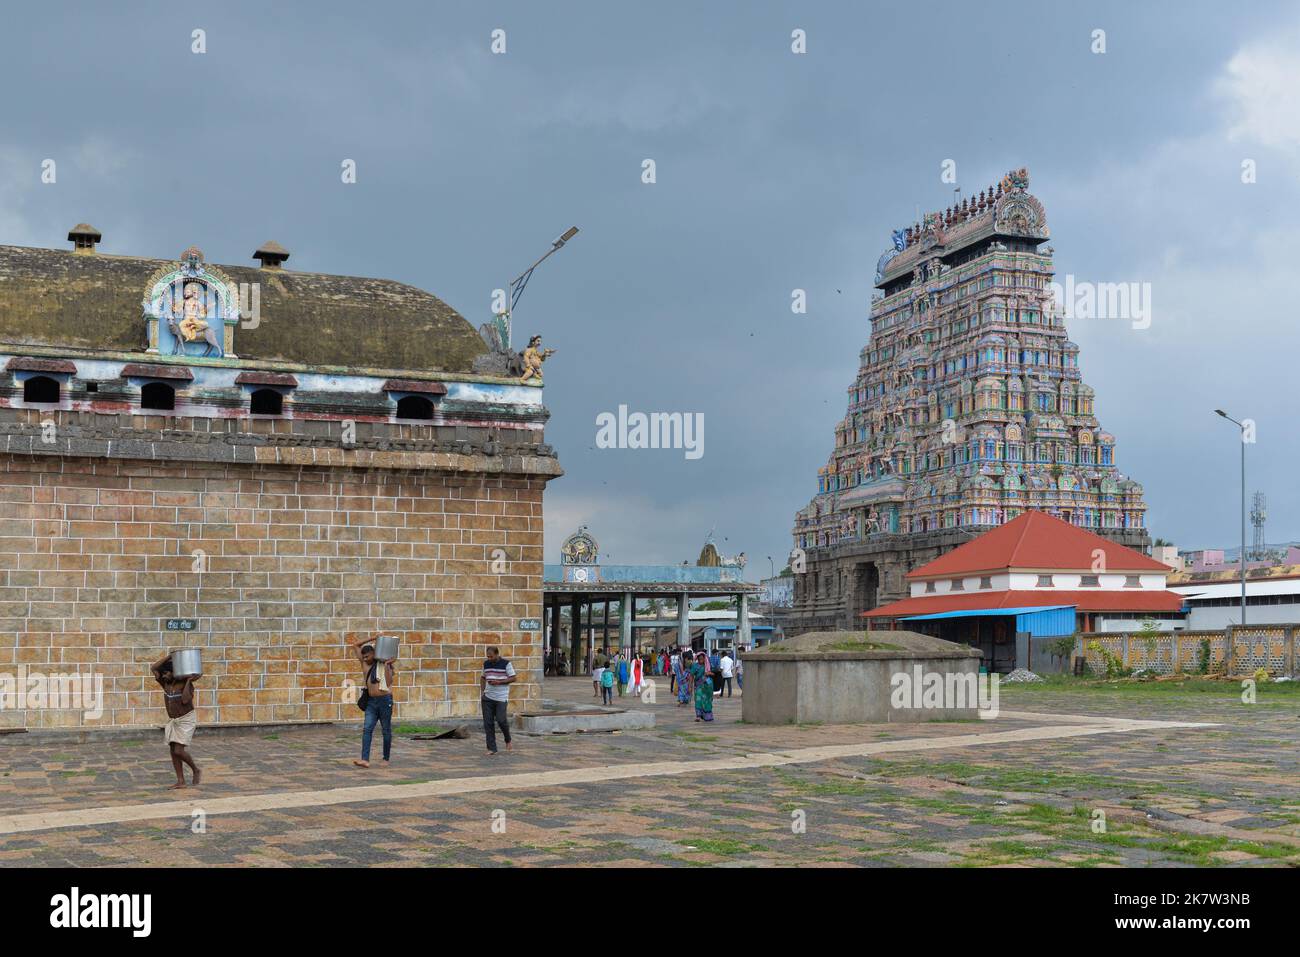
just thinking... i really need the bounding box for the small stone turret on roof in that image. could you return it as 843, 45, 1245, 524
253, 241, 290, 269
68, 223, 102, 253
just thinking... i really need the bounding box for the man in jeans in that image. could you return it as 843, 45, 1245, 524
480, 646, 517, 756
352, 639, 395, 769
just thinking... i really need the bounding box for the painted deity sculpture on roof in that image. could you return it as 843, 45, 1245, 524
142, 246, 239, 359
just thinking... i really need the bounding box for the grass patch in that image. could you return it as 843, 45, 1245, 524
772, 768, 882, 797
822, 640, 903, 652
394, 724, 449, 736
959, 839, 1067, 866
670, 730, 718, 743
1001, 674, 1300, 697
677, 838, 764, 856
1011, 802, 1091, 827
878, 760, 1160, 797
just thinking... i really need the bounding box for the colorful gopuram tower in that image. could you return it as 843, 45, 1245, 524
787, 168, 1149, 634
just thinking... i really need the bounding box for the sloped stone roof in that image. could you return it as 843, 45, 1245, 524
0, 243, 487, 374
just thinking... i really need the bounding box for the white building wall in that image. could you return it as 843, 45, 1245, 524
1095, 616, 1185, 633
909, 572, 1014, 597
912, 569, 1168, 596
1186, 603, 1300, 630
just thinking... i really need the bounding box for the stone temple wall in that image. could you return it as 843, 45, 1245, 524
0, 412, 555, 730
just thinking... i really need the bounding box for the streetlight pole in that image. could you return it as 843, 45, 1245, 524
503, 226, 579, 350
1214, 410, 1247, 626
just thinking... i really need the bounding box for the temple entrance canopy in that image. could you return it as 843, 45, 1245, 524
543, 526, 760, 675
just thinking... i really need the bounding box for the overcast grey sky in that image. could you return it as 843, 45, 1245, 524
2, 1, 1296, 571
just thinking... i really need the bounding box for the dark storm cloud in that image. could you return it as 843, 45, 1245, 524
1, 0, 1294, 570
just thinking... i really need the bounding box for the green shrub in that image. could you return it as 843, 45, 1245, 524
1086, 640, 1129, 679
1194, 638, 1213, 675
1048, 636, 1076, 660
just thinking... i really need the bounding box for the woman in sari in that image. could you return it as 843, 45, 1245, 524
690, 652, 714, 722
673, 650, 690, 706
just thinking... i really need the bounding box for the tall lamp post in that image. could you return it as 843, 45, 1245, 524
1214, 410, 1248, 626
503, 226, 579, 349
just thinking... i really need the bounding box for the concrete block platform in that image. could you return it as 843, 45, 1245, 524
517, 705, 655, 735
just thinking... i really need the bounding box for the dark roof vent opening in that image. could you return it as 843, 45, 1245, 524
140, 381, 176, 411
396, 395, 433, 420
249, 388, 283, 415
68, 223, 102, 254
23, 375, 60, 404
253, 241, 290, 270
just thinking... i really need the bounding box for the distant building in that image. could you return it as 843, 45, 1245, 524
1178, 546, 1300, 575
759, 575, 794, 608
1170, 562, 1300, 629
1151, 545, 1182, 571
686, 609, 775, 651
1180, 548, 1225, 570
864, 511, 1185, 671
542, 527, 759, 671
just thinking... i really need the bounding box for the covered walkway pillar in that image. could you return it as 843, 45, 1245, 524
549, 596, 561, 671
678, 592, 690, 649
619, 592, 633, 654
570, 595, 581, 671
738, 592, 751, 648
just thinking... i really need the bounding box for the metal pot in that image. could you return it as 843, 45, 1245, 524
171, 648, 203, 678
373, 635, 399, 661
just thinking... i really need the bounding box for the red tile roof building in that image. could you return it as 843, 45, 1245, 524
865, 511, 1184, 626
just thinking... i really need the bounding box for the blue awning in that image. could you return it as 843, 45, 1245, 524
900, 605, 1074, 621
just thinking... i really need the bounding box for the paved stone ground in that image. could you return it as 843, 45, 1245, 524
0, 676, 1296, 867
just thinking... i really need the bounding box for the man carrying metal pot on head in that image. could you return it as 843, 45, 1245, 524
352, 636, 397, 769
150, 650, 202, 789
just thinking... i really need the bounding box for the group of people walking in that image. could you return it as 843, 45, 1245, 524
152, 637, 742, 789
347, 638, 519, 764
590, 645, 742, 723
591, 649, 647, 703
671, 646, 741, 722
149, 637, 523, 789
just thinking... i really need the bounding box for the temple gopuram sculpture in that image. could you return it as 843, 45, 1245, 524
787, 168, 1149, 634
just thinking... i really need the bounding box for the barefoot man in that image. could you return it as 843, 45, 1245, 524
150, 652, 201, 789
352, 639, 395, 769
